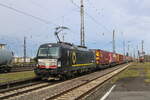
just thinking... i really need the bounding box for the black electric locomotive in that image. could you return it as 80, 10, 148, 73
34, 42, 96, 79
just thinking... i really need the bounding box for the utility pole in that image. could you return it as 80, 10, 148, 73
137, 45, 139, 58
139, 40, 145, 63
134, 48, 135, 58
112, 30, 115, 53
80, 0, 85, 46
141, 40, 144, 56
127, 41, 130, 56
24, 36, 26, 63
123, 40, 125, 56
137, 45, 139, 62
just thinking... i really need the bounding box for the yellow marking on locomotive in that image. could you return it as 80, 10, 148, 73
72, 51, 76, 64
72, 63, 94, 67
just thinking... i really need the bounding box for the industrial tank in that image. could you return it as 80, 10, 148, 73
0, 44, 13, 72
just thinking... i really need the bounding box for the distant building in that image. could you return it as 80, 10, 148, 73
144, 55, 150, 62
0, 44, 6, 49
12, 57, 32, 63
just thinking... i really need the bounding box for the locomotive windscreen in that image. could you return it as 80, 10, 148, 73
38, 47, 60, 58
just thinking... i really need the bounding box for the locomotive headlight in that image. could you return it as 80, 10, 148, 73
38, 59, 45, 65
57, 61, 61, 67
91, 60, 94, 63
38, 61, 45, 65
36, 64, 39, 67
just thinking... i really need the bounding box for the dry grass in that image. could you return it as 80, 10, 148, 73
112, 62, 150, 83
0, 71, 36, 83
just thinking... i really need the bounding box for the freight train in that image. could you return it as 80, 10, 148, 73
0, 44, 13, 72
34, 42, 132, 79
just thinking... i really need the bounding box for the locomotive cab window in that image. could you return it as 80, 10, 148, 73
38, 47, 60, 58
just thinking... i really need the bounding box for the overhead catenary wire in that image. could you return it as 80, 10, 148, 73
29, 0, 78, 23
0, 2, 78, 39
68, 0, 113, 47
85, 0, 112, 33
1, 0, 109, 41
0, 2, 58, 57
0, 1, 85, 57
86, 0, 102, 16
69, 0, 112, 33
0, 1, 114, 54
1, 1, 112, 38
28, 0, 48, 11
0, 3, 77, 36
29, 1, 82, 42
0, 3, 57, 26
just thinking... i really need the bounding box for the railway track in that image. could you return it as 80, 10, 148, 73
1, 63, 131, 100
0, 77, 40, 91
11, 63, 36, 72
0, 78, 61, 100
10, 66, 35, 72
0, 64, 35, 74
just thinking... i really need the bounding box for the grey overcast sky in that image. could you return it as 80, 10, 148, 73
0, 0, 149, 57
